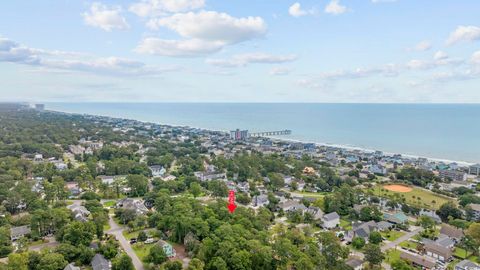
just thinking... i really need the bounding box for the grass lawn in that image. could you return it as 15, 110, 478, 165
290, 191, 326, 198
367, 184, 455, 210
454, 247, 472, 259
381, 230, 405, 241
103, 200, 116, 208
384, 249, 401, 265
399, 240, 418, 250
132, 243, 153, 261
340, 219, 352, 230
103, 223, 111, 232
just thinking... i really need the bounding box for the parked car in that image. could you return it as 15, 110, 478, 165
145, 238, 155, 244
130, 238, 137, 244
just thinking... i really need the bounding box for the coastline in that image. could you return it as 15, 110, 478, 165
47, 108, 476, 166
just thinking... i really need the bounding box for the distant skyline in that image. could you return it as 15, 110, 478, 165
1, 0, 480, 103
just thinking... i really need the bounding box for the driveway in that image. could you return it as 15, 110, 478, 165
381, 227, 422, 252
107, 215, 144, 270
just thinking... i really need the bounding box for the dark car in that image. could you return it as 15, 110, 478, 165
130, 238, 137, 244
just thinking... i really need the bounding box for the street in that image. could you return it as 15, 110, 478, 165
107, 215, 145, 270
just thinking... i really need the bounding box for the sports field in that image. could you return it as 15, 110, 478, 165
369, 184, 455, 210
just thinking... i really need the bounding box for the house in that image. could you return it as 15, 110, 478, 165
455, 259, 480, 270
439, 169, 467, 182
383, 211, 408, 224
149, 165, 166, 178
424, 241, 453, 262
253, 194, 269, 207
193, 171, 227, 182
64, 263, 80, 270
440, 224, 464, 242
33, 154, 43, 162
305, 206, 324, 220
419, 209, 442, 223
399, 251, 436, 270
157, 240, 176, 258
10, 225, 31, 241
369, 164, 387, 175
322, 212, 340, 229
467, 203, 480, 221
67, 204, 91, 222
279, 200, 306, 213
237, 182, 250, 193
349, 221, 377, 241
303, 167, 315, 174
162, 175, 177, 181
116, 198, 149, 215
65, 182, 81, 197
468, 164, 480, 176
91, 254, 110, 270
376, 221, 394, 231
435, 234, 455, 249
345, 257, 363, 270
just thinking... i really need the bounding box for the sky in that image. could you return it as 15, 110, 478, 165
0, 0, 480, 103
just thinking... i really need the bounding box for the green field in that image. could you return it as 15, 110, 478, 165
399, 240, 418, 250
381, 230, 405, 241
384, 249, 401, 265
368, 185, 455, 210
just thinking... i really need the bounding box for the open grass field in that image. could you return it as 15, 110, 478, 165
381, 230, 405, 241
384, 249, 401, 265
368, 184, 455, 210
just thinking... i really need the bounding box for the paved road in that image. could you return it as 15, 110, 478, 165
28, 237, 59, 251
107, 215, 144, 270
381, 227, 422, 252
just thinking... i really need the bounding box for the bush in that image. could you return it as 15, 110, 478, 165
352, 237, 365, 249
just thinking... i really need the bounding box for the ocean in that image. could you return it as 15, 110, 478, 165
45, 103, 480, 164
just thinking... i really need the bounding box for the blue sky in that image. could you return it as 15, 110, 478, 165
0, 0, 480, 102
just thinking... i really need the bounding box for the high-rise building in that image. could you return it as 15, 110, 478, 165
230, 129, 249, 140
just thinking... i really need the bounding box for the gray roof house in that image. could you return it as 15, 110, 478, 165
10, 225, 31, 241
345, 257, 363, 270
322, 212, 340, 229
92, 254, 110, 270
67, 204, 91, 222
440, 224, 464, 241
305, 206, 324, 220
116, 198, 149, 215
64, 263, 80, 270
455, 259, 479, 270
279, 200, 306, 212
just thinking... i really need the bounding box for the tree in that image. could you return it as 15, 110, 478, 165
7, 253, 28, 270
208, 257, 228, 270
466, 223, 480, 255
369, 232, 382, 244
61, 221, 96, 246
138, 231, 148, 242
162, 260, 183, 270
100, 238, 119, 259
37, 253, 67, 270
0, 227, 13, 257
187, 258, 205, 270
207, 180, 228, 198
127, 174, 149, 197
189, 182, 202, 198
391, 259, 414, 270
146, 243, 167, 264
436, 202, 462, 222
112, 253, 134, 270
352, 237, 365, 249
364, 244, 384, 266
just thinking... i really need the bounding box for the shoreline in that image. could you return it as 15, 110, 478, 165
46, 108, 476, 167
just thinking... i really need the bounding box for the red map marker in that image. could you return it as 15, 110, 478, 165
227, 190, 237, 213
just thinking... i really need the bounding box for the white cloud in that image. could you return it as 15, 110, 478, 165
129, 0, 204, 17
270, 67, 291, 76
406, 59, 432, 70
135, 38, 224, 57
147, 11, 267, 44
446, 25, 480, 45
325, 0, 347, 15
206, 53, 297, 67
141, 11, 267, 57
472, 50, 480, 64
82, 3, 129, 31
0, 36, 175, 76
289, 3, 309, 17
433, 51, 448, 61
413, 40, 432, 51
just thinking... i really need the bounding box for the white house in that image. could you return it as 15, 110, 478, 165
322, 212, 340, 229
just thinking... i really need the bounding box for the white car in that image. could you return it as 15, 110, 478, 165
144, 238, 155, 244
